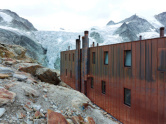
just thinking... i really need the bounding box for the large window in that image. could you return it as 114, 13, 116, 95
92, 52, 95, 64
124, 50, 131, 67
124, 88, 131, 106
102, 81, 106, 94
104, 51, 108, 65
91, 77, 94, 88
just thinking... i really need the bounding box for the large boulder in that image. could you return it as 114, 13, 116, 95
14, 63, 42, 76
35, 68, 61, 85
0, 87, 16, 106
47, 109, 68, 124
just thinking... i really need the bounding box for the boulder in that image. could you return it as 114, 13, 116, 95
0, 108, 6, 117
85, 117, 95, 124
0, 73, 10, 79
14, 63, 42, 76
72, 116, 84, 124
13, 74, 27, 81
22, 86, 39, 97
47, 109, 68, 124
35, 68, 61, 85
0, 67, 14, 75
0, 87, 16, 106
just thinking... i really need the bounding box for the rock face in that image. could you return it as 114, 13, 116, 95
0, 87, 16, 106
35, 68, 61, 85
0, 9, 37, 31
155, 12, 166, 28
47, 109, 68, 124
90, 31, 104, 43
0, 29, 47, 66
22, 86, 39, 97
114, 15, 156, 42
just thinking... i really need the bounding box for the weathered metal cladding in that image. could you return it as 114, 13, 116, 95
86, 37, 166, 124
75, 39, 81, 91
60, 37, 166, 124
60, 50, 76, 89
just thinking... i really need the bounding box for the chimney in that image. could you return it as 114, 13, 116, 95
92, 42, 95, 47
68, 46, 70, 50
97, 43, 99, 47
139, 35, 142, 40
160, 27, 165, 37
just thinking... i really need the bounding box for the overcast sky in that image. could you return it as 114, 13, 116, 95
0, 0, 165, 31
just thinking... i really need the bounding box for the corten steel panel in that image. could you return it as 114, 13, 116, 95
60, 37, 166, 124
157, 39, 165, 124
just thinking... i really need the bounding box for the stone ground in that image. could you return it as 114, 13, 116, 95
0, 43, 121, 124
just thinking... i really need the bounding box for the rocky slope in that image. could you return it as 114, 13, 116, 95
0, 9, 47, 66
0, 43, 120, 124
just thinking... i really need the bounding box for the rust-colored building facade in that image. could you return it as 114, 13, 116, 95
60, 28, 166, 124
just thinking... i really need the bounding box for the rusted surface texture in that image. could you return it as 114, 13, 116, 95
60, 37, 166, 124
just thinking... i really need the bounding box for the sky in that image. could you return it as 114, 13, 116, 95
0, 0, 165, 31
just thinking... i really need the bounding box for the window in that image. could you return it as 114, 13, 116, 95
65, 54, 67, 61
124, 50, 131, 67
70, 70, 72, 78
124, 88, 131, 106
66, 69, 67, 76
91, 77, 94, 88
69, 54, 70, 61
73, 53, 74, 61
102, 81, 106, 94
92, 52, 95, 64
104, 51, 108, 65
158, 48, 166, 71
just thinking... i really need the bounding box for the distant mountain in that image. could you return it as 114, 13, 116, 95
0, 9, 37, 31
112, 14, 156, 42
107, 20, 115, 25
155, 12, 166, 28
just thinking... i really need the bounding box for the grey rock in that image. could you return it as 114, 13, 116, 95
22, 86, 39, 97
0, 66, 14, 74
0, 108, 6, 117
33, 105, 41, 111
13, 74, 27, 81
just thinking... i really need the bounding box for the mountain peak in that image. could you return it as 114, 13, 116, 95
106, 20, 115, 26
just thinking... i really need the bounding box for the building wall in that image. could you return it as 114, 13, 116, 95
60, 37, 166, 124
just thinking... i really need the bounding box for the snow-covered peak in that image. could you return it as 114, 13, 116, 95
0, 12, 13, 22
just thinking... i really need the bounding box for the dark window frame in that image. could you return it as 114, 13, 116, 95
101, 81, 106, 94
124, 88, 131, 106
91, 77, 94, 88
92, 52, 95, 64
124, 50, 132, 67
104, 51, 108, 65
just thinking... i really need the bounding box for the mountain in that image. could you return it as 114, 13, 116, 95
107, 20, 115, 25
0, 9, 46, 66
0, 9, 37, 31
155, 12, 166, 28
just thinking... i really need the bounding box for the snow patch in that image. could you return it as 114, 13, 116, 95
0, 12, 13, 22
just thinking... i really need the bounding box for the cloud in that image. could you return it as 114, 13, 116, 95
0, 0, 165, 31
